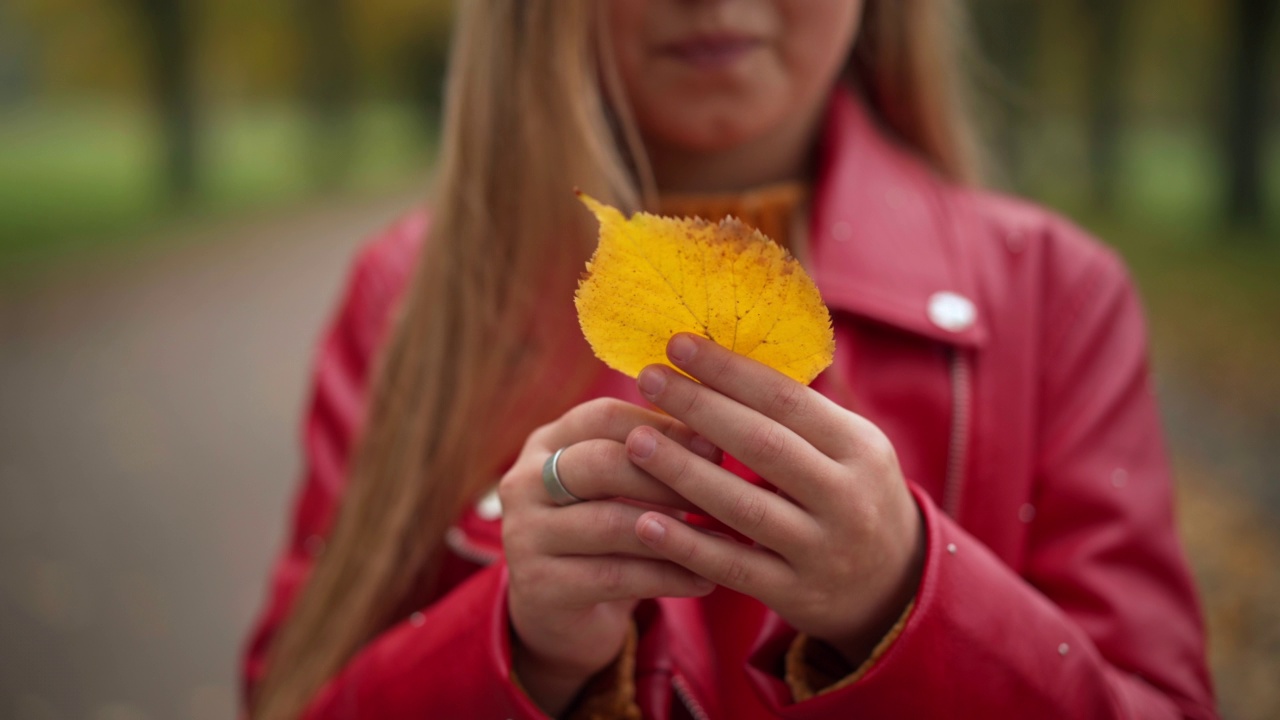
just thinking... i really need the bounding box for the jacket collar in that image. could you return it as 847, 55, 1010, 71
809, 88, 987, 348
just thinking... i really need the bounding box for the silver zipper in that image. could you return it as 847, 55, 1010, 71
672, 673, 710, 720
943, 349, 970, 518
444, 527, 500, 566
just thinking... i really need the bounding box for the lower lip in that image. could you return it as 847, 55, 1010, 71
664, 39, 762, 70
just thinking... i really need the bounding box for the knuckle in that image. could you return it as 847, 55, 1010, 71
561, 398, 608, 434
765, 380, 809, 421
667, 452, 697, 489
526, 423, 552, 450
600, 504, 629, 537
729, 491, 769, 532
592, 560, 625, 594
835, 546, 863, 581
496, 467, 524, 506
591, 397, 626, 428
676, 536, 700, 566
745, 421, 789, 465
845, 414, 892, 459
860, 427, 899, 470
674, 384, 705, 418
705, 350, 734, 384
579, 397, 609, 414
720, 556, 751, 587
794, 586, 828, 620
859, 500, 890, 539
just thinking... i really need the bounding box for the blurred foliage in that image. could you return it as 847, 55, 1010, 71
0, 102, 433, 276
1, 0, 1275, 277
0, 0, 455, 281
5, 0, 453, 101
973, 0, 1278, 225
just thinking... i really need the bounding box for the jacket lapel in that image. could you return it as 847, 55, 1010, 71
809, 88, 988, 349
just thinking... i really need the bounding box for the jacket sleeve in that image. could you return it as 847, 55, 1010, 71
747, 237, 1216, 718
240, 219, 553, 719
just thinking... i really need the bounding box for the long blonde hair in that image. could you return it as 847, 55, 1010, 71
252, 2, 980, 717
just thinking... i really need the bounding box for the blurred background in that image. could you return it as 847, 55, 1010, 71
0, 0, 1275, 718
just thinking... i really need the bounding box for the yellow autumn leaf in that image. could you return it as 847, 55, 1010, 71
574, 192, 835, 385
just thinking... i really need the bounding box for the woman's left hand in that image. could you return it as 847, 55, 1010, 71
627, 333, 925, 665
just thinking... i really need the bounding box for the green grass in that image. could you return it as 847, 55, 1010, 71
1122, 126, 1223, 229
0, 104, 157, 264
0, 100, 434, 281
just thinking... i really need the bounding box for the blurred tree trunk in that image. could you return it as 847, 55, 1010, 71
135, 0, 198, 203
1224, 0, 1277, 228
971, 0, 1042, 191
402, 27, 451, 142
1081, 0, 1128, 212
299, 0, 355, 190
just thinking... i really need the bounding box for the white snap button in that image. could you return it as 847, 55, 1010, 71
928, 292, 976, 332
476, 488, 503, 520
831, 220, 853, 243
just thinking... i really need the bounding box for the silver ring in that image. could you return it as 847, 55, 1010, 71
542, 447, 584, 506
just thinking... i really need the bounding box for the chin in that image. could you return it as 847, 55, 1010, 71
649, 103, 781, 154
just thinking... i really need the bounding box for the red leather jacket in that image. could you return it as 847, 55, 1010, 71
243, 91, 1217, 719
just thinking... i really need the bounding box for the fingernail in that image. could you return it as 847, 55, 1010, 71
637, 367, 666, 398
630, 431, 656, 459
637, 516, 666, 543
690, 435, 716, 459
668, 334, 697, 365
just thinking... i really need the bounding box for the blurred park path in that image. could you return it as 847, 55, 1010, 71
1164, 386, 1280, 720
0, 187, 1276, 720
0, 187, 424, 720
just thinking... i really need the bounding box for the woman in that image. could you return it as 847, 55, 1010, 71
244, 2, 1217, 718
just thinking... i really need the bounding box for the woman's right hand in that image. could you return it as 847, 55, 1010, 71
498, 398, 720, 715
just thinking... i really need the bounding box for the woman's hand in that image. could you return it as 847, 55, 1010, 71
626, 333, 925, 665
498, 398, 718, 715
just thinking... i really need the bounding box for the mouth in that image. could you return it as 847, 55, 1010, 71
659, 33, 765, 69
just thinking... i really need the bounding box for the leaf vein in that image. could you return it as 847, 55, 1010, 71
619, 236, 704, 331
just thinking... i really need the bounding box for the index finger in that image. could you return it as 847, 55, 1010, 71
635, 364, 837, 509
530, 397, 720, 460
663, 333, 854, 460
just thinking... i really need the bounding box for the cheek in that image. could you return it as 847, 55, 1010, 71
779, 0, 864, 100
